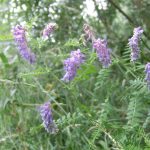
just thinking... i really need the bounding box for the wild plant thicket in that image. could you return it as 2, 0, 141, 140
1, 0, 150, 150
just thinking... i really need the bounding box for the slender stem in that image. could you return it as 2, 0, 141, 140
0, 134, 18, 143
0, 79, 36, 87
108, 0, 136, 25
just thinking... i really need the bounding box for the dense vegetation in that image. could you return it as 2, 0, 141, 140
1, 0, 150, 149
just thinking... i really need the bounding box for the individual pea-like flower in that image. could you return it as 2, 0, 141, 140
128, 27, 143, 61
38, 102, 57, 133
145, 63, 150, 89
62, 49, 85, 82
12, 25, 36, 64
42, 23, 56, 39
93, 38, 111, 68
83, 24, 95, 42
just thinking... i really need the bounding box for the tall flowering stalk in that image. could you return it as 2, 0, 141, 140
145, 63, 150, 89
38, 102, 57, 133
42, 23, 56, 39
83, 24, 95, 43
12, 25, 36, 64
62, 49, 85, 82
128, 27, 143, 61
93, 38, 111, 68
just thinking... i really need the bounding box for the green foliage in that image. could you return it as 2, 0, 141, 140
1, 0, 150, 150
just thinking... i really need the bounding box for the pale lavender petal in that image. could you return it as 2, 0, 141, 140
38, 102, 57, 133
42, 23, 56, 39
128, 27, 143, 61
93, 38, 111, 68
145, 63, 150, 89
83, 24, 95, 42
62, 49, 85, 82
12, 25, 36, 64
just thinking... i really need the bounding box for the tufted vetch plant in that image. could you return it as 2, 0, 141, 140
128, 27, 143, 61
12, 25, 36, 64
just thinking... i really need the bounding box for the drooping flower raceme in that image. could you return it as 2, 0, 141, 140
145, 63, 150, 89
62, 49, 85, 82
12, 25, 36, 64
128, 27, 143, 61
83, 24, 95, 42
38, 102, 57, 133
42, 23, 56, 39
93, 38, 111, 68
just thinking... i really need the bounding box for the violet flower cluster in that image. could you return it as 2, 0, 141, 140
38, 102, 57, 133
62, 49, 85, 82
12, 25, 36, 64
42, 23, 56, 39
128, 27, 143, 61
83, 24, 95, 42
93, 38, 111, 68
145, 63, 150, 89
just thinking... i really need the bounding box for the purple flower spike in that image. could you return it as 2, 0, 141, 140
93, 38, 111, 68
83, 24, 95, 42
62, 49, 85, 82
42, 23, 56, 39
12, 25, 36, 64
38, 102, 57, 133
145, 63, 150, 89
128, 27, 143, 61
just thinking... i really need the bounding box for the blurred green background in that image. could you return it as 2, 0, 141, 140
1, 0, 150, 149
